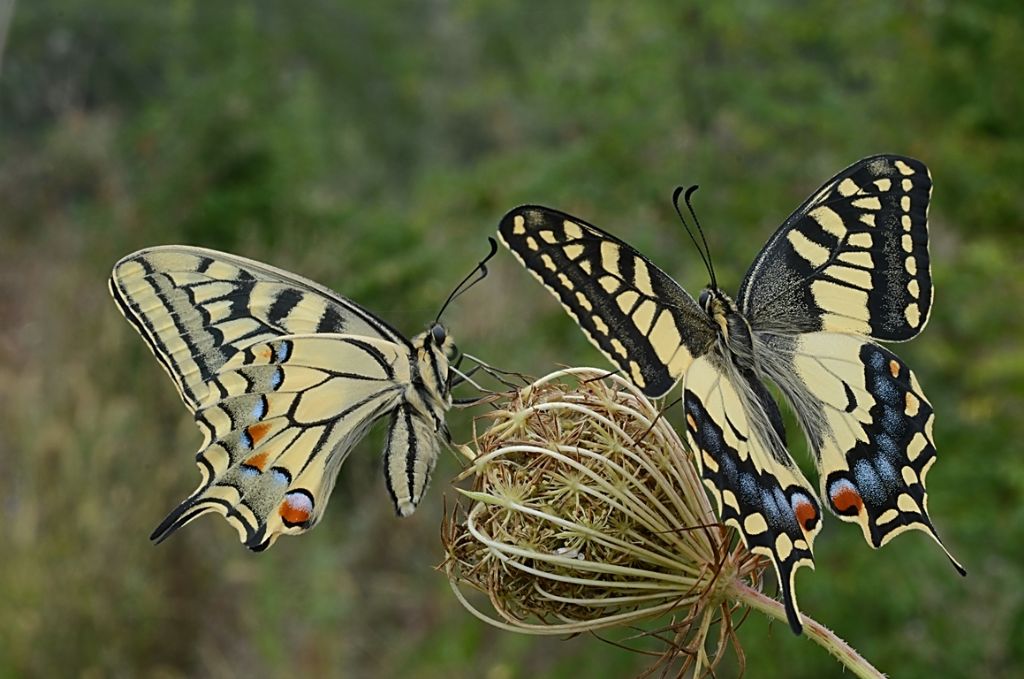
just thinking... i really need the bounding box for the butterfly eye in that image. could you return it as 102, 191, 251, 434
698, 289, 711, 311
430, 324, 447, 344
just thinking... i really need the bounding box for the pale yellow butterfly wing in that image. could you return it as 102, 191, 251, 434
765, 331, 964, 572
738, 155, 932, 341
681, 354, 822, 633
498, 207, 716, 397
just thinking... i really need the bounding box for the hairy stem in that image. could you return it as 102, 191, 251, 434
727, 581, 886, 679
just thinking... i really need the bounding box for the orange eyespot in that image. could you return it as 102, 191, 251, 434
793, 497, 819, 532
830, 482, 864, 514
279, 491, 313, 527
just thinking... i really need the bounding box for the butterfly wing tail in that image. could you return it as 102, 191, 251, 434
150, 495, 204, 544
150, 488, 253, 545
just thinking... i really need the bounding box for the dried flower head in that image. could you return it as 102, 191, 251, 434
442, 367, 767, 675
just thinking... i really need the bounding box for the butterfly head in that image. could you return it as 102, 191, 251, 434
427, 321, 459, 361
698, 287, 734, 317
410, 323, 458, 429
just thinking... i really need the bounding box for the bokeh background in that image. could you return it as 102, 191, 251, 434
2, 2, 1022, 677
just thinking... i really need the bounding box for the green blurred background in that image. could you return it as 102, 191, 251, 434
1, 1, 1022, 677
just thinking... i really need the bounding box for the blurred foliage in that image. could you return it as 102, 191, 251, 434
1, 1, 1022, 677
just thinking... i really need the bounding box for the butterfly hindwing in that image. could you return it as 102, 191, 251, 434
682, 355, 822, 633
499, 207, 715, 397
764, 331, 964, 572
738, 155, 932, 341
151, 334, 411, 551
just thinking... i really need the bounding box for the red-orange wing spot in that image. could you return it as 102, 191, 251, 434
243, 452, 269, 472
246, 422, 273, 446
279, 491, 314, 526
889, 359, 901, 378
793, 497, 819, 532
831, 484, 864, 514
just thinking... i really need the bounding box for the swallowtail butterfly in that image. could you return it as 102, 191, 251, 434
110, 241, 495, 551
498, 155, 964, 633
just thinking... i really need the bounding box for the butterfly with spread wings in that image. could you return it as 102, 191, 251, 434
498, 155, 964, 633
110, 240, 495, 552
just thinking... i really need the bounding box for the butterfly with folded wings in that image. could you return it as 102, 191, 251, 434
498, 155, 964, 633
110, 240, 496, 551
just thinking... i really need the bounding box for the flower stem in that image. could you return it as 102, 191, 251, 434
727, 581, 886, 679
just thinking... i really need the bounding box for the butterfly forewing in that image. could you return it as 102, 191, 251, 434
111, 247, 451, 550
499, 207, 715, 397
109, 246, 406, 411
738, 155, 932, 341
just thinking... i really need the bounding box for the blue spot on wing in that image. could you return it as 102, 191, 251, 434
760, 486, 781, 524
719, 452, 738, 487
774, 487, 797, 531
875, 433, 904, 471
875, 455, 898, 484
854, 460, 884, 504
700, 421, 722, 453
269, 367, 283, 390
872, 376, 900, 405
739, 474, 759, 508
867, 349, 887, 370
276, 340, 292, 363
881, 406, 904, 435
251, 397, 267, 421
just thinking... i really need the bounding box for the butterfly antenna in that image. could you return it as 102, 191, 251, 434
435, 237, 499, 322
684, 185, 717, 290
672, 186, 716, 290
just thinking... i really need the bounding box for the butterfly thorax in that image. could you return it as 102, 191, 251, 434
408, 323, 456, 433
699, 287, 758, 371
